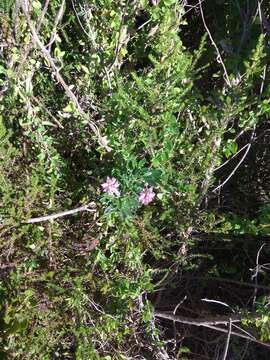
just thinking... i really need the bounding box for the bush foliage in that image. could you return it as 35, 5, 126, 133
0, 0, 270, 359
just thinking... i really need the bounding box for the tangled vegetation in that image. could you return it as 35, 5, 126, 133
0, 0, 270, 359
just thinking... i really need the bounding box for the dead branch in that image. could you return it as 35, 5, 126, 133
32, 96, 64, 128
212, 126, 256, 192
20, 0, 111, 152
46, 0, 65, 52
199, 1, 231, 86
154, 311, 270, 349
154, 311, 243, 327
222, 319, 232, 360
26, 203, 96, 224
16, 0, 50, 76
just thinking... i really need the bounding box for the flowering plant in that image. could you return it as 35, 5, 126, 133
101, 177, 120, 196
139, 187, 155, 205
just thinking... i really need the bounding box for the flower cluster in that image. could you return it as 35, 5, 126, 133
101, 177, 155, 205
138, 187, 155, 205
101, 177, 120, 196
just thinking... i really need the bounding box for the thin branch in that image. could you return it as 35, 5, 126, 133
212, 142, 251, 192
236, 0, 252, 55
201, 298, 234, 312
26, 203, 95, 224
257, 0, 267, 99
182, 0, 206, 18
129, 18, 152, 43
32, 96, 64, 128
214, 1, 267, 187
215, 125, 269, 173
222, 319, 232, 360
46, 0, 66, 52
212, 126, 256, 192
258, 0, 263, 33
154, 311, 243, 327
252, 243, 266, 308
214, 143, 250, 172
154, 311, 270, 349
214, 2, 268, 192
21, 1, 111, 152
70, 0, 90, 38
17, 0, 50, 76
199, 1, 231, 86
239, 340, 250, 360
202, 323, 269, 348
231, 322, 256, 340
260, 65, 267, 96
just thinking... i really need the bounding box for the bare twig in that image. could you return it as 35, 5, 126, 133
258, 0, 264, 32
17, 0, 50, 75
172, 296, 187, 350
70, 0, 90, 38
32, 96, 64, 128
21, 1, 111, 152
239, 340, 250, 360
257, 0, 267, 99
201, 298, 234, 312
252, 243, 266, 308
215, 3, 269, 193
154, 311, 270, 349
154, 311, 243, 327
46, 0, 66, 52
214, 143, 250, 172
202, 323, 269, 347
222, 319, 232, 360
260, 64, 267, 95
215, 119, 269, 174
212, 143, 251, 192
236, 0, 252, 55
26, 203, 95, 224
231, 322, 256, 340
212, 126, 255, 192
215, 1, 268, 187
182, 0, 206, 18
199, 1, 231, 86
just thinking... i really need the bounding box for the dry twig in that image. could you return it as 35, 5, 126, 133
252, 243, 266, 308
212, 125, 256, 192
26, 203, 95, 224
222, 319, 232, 360
199, 1, 231, 86
16, 0, 50, 75
21, 0, 111, 152
46, 0, 66, 52
154, 311, 270, 349
32, 96, 64, 128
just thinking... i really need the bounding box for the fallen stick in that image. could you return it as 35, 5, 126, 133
26, 203, 95, 224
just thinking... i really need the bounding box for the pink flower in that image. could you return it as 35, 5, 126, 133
139, 186, 155, 205
101, 177, 120, 196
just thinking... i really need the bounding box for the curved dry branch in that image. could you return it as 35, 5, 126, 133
20, 0, 111, 152
26, 203, 96, 224
154, 311, 270, 349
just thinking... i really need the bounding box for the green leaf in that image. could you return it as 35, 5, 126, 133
63, 103, 75, 113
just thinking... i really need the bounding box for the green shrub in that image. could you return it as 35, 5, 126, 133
0, 0, 269, 358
